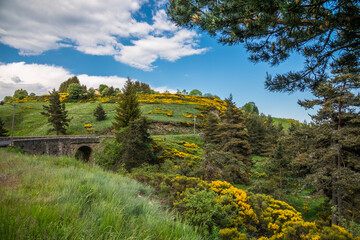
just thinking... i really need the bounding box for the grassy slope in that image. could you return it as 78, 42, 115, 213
0, 149, 202, 240
0, 101, 298, 136
0, 102, 199, 136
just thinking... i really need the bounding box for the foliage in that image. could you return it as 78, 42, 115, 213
3, 96, 13, 103
133, 80, 152, 94
40, 89, 71, 135
94, 138, 122, 171
117, 117, 155, 171
113, 78, 141, 131
13, 89, 28, 100
99, 84, 109, 94
0, 117, 9, 137
93, 103, 106, 121
242, 102, 259, 115
58, 76, 80, 93
174, 188, 226, 235
67, 83, 85, 100
167, 0, 360, 92
189, 89, 203, 96
102, 86, 116, 96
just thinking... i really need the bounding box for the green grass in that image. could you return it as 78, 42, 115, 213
153, 134, 204, 148
272, 117, 301, 131
0, 102, 200, 136
0, 149, 203, 240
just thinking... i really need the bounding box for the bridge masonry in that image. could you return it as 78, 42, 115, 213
0, 136, 103, 162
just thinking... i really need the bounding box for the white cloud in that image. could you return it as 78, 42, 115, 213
0, 0, 207, 70
115, 30, 208, 71
0, 62, 176, 100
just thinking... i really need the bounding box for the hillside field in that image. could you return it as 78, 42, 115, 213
0, 98, 297, 136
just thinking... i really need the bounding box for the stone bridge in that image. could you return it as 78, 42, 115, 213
0, 135, 107, 162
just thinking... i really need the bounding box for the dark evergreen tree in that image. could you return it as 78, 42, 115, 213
296, 55, 360, 226
203, 112, 220, 145
266, 141, 291, 195
168, 0, 359, 92
113, 78, 141, 131
117, 117, 155, 171
217, 95, 252, 166
59, 76, 80, 93
93, 103, 106, 121
203, 95, 252, 184
246, 114, 267, 156
0, 118, 9, 137
41, 89, 71, 135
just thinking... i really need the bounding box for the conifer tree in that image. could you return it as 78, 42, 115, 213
203, 95, 252, 183
168, 0, 359, 92
41, 89, 71, 135
113, 78, 141, 131
203, 112, 220, 145
245, 114, 267, 156
117, 117, 155, 171
297, 54, 360, 226
0, 118, 9, 137
93, 103, 106, 121
217, 95, 252, 166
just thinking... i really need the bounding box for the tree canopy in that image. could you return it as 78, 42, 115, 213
168, 0, 360, 92
59, 76, 80, 93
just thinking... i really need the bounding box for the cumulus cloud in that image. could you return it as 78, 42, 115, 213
0, 0, 207, 70
115, 29, 208, 71
0, 62, 175, 100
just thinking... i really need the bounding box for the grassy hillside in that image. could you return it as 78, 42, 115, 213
0, 102, 201, 136
0, 149, 202, 240
0, 93, 300, 136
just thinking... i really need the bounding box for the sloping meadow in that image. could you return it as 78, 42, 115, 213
0, 149, 202, 240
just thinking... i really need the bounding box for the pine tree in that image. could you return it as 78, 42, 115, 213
245, 114, 267, 156
93, 103, 106, 121
217, 95, 252, 166
202, 95, 252, 184
117, 117, 155, 171
203, 112, 219, 145
113, 78, 141, 131
297, 55, 360, 226
168, 0, 359, 92
0, 118, 9, 137
41, 89, 71, 135
266, 141, 290, 196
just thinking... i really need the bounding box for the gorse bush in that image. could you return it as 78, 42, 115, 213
131, 173, 359, 239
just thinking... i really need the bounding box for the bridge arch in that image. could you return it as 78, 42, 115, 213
75, 145, 92, 162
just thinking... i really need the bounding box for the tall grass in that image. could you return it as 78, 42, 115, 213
0, 149, 202, 239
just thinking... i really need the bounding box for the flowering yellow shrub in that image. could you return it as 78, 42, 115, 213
219, 228, 247, 240
209, 181, 259, 228
139, 93, 227, 113
147, 108, 173, 117
177, 141, 201, 149
84, 124, 94, 134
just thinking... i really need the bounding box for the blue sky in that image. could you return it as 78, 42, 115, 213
0, 0, 315, 121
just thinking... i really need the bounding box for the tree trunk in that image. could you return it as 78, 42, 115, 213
279, 166, 282, 196
332, 185, 338, 226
